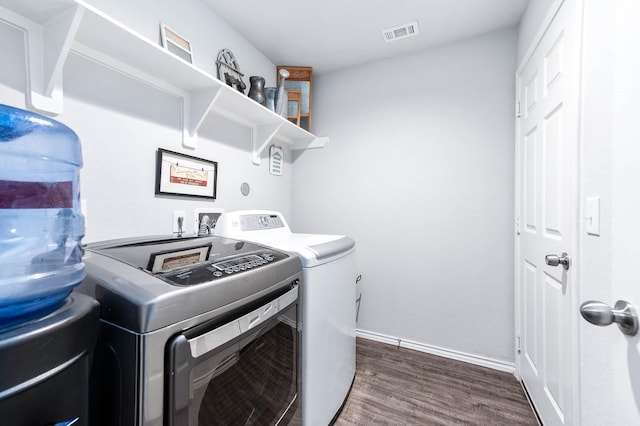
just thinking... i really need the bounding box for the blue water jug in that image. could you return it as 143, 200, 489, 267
0, 104, 85, 327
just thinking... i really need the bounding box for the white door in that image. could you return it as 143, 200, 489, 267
515, 0, 581, 424
580, 0, 640, 423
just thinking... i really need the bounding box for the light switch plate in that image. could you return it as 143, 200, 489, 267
585, 196, 600, 236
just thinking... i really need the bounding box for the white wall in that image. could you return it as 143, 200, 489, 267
517, 0, 557, 62
577, 0, 615, 421
0, 0, 291, 243
292, 28, 518, 363
579, 0, 640, 423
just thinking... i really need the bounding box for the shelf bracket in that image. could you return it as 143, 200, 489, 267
24, 5, 84, 114
182, 86, 222, 149
252, 122, 283, 165
292, 135, 329, 151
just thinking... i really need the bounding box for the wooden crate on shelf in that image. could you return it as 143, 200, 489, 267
286, 90, 301, 126
277, 66, 312, 132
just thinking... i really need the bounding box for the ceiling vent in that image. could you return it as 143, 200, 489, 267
381, 21, 419, 43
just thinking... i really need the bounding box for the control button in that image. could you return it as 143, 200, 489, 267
225, 268, 233, 274
213, 271, 223, 277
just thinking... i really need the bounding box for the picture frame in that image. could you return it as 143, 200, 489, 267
147, 244, 212, 273
194, 208, 224, 236
155, 149, 217, 199
160, 23, 193, 64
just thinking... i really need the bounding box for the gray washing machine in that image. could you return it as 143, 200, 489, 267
76, 235, 303, 425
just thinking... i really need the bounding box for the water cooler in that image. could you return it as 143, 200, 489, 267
0, 104, 99, 425
0, 294, 99, 425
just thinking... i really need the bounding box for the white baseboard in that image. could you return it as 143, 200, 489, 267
356, 328, 515, 374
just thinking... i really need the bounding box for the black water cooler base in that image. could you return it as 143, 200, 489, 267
0, 293, 99, 426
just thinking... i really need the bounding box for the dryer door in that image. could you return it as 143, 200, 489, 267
166, 285, 300, 426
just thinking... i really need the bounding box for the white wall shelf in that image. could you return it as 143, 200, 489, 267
0, 0, 328, 164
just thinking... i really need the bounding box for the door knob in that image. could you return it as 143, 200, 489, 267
580, 300, 638, 336
545, 252, 570, 270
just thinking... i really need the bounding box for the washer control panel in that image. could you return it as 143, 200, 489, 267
161, 250, 286, 286
239, 214, 284, 231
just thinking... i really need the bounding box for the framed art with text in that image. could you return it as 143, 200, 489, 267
155, 149, 217, 199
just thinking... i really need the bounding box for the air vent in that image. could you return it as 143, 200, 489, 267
381, 21, 419, 43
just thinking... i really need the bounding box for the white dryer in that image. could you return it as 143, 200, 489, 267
214, 210, 356, 426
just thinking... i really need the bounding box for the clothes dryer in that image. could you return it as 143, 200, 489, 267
214, 210, 357, 426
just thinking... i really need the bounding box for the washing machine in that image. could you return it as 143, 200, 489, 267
76, 235, 302, 425
214, 210, 357, 426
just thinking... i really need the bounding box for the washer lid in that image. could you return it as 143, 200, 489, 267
261, 235, 355, 268
78, 235, 302, 332
214, 210, 356, 267
85, 235, 268, 275
303, 236, 355, 267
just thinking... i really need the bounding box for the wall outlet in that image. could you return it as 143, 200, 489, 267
173, 210, 186, 235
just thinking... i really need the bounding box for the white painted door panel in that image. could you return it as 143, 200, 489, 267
516, 0, 580, 424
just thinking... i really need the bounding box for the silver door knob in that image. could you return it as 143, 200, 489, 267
580, 300, 638, 336
545, 252, 570, 270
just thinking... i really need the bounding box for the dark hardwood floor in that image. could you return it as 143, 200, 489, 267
334, 338, 539, 425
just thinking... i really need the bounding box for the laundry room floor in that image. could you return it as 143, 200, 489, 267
334, 338, 539, 425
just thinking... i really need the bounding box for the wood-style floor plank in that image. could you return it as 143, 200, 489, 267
334, 338, 538, 425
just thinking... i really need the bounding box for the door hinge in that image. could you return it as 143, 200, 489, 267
516, 100, 521, 118
516, 335, 521, 354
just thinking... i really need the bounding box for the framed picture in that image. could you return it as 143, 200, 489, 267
147, 244, 212, 273
160, 23, 193, 64
194, 208, 224, 236
155, 149, 217, 199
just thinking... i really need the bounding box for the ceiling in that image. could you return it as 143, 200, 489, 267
203, 0, 529, 75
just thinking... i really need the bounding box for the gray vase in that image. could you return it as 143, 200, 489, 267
265, 87, 277, 111
248, 76, 266, 105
